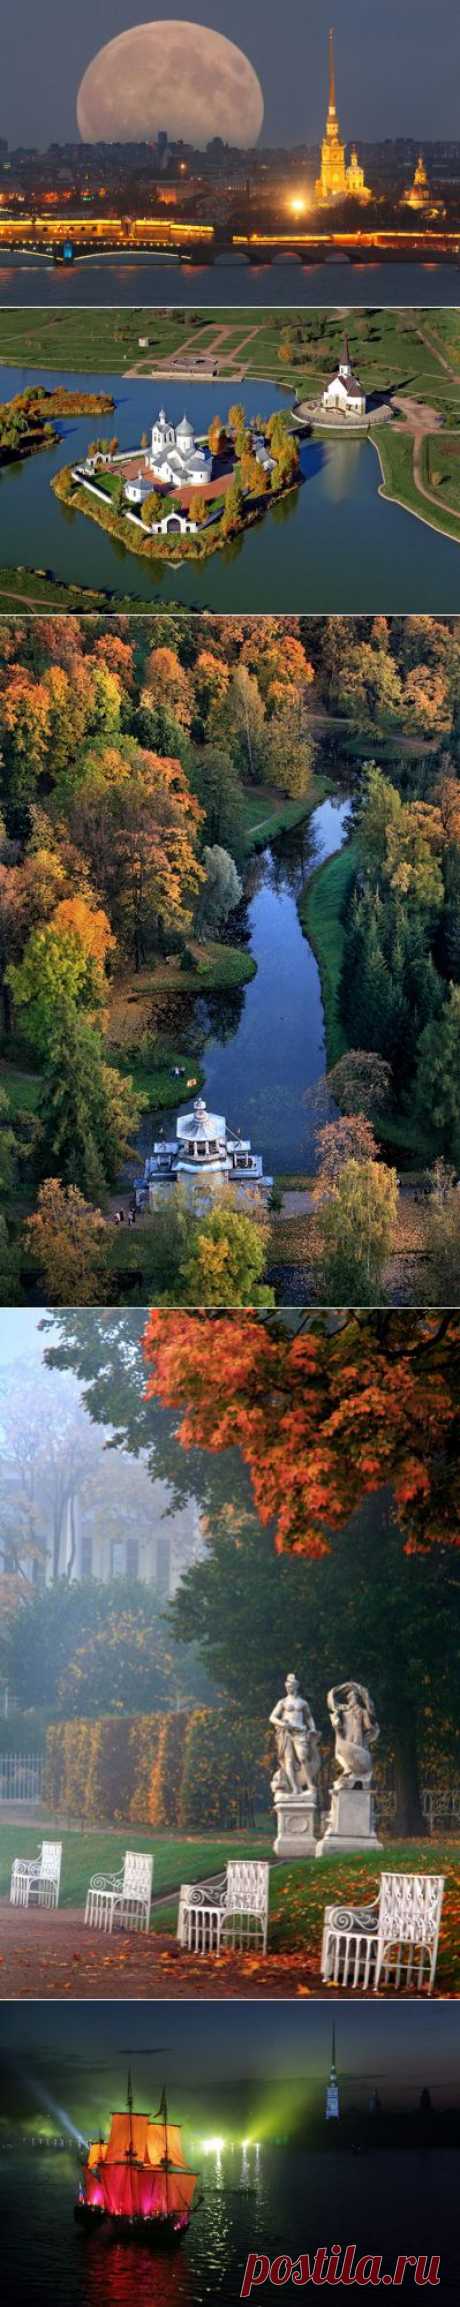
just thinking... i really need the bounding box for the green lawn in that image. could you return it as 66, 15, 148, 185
299, 837, 357, 1068
0, 1825, 271, 1910
424, 430, 460, 515
1, 308, 459, 410
267, 1843, 460, 1992
299, 836, 438, 1165
373, 425, 460, 543
2, 1825, 457, 1982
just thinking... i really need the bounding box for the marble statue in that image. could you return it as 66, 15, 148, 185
270, 1673, 320, 1798
327, 1681, 380, 1792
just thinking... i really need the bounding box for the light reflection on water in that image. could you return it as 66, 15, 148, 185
2, 2142, 459, 2307
1, 256, 460, 307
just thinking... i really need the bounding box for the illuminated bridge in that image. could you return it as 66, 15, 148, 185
0, 215, 460, 264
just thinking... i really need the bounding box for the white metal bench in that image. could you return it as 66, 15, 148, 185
177, 1860, 269, 1956
321, 1871, 444, 1993
10, 1840, 62, 1910
85, 1849, 153, 1934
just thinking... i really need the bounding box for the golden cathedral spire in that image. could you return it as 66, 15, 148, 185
315, 24, 346, 201
314, 26, 373, 207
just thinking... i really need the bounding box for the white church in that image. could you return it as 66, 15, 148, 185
322, 337, 366, 418
125, 408, 213, 507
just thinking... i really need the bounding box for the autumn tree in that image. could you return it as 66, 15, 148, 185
67, 744, 204, 969
320, 1051, 393, 1122
221, 665, 265, 782
143, 1310, 460, 1558
142, 646, 193, 729
207, 416, 228, 457
177, 1204, 275, 1308
314, 1156, 398, 1304
221, 471, 244, 536
8, 899, 114, 1057
25, 1179, 110, 1305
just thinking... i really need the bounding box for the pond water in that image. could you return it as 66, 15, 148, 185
138, 796, 350, 1181
2, 2142, 458, 2307
1, 253, 460, 307
1, 364, 460, 609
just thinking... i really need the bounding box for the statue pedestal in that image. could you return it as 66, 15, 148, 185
273, 1791, 317, 1859
316, 1784, 382, 1857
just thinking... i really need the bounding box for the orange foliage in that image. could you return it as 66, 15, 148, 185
143, 1313, 460, 1558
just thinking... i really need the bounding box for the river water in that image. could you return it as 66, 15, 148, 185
1, 254, 460, 307
1, 364, 460, 609
2, 2144, 458, 2306
137, 795, 350, 1183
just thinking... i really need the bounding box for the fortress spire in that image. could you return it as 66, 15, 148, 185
325, 2026, 340, 2120
328, 28, 337, 120
315, 25, 346, 202
315, 25, 373, 208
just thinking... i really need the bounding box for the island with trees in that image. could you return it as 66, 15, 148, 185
0, 385, 115, 468
0, 611, 459, 1307
52, 402, 302, 564
1, 307, 460, 561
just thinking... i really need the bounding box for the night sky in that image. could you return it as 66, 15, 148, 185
0, 2003, 459, 2126
2, 0, 460, 151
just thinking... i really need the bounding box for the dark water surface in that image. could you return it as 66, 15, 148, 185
137, 797, 349, 1180
1, 362, 460, 609
1, 254, 460, 307
2, 2144, 458, 2306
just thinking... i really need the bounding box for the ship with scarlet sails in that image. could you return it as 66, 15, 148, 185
75, 2077, 199, 2245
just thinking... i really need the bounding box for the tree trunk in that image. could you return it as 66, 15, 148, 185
391, 1716, 425, 1837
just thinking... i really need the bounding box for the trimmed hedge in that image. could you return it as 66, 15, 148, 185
179, 1709, 269, 1831
148, 1711, 193, 1827
45, 1713, 166, 1823
44, 1706, 271, 1828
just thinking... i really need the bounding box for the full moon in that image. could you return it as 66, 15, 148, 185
77, 20, 264, 149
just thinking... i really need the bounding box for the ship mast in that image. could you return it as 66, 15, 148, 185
163, 2086, 169, 2218
127, 2066, 135, 2218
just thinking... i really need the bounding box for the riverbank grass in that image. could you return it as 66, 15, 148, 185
373, 424, 460, 542
300, 838, 357, 1069
241, 775, 332, 851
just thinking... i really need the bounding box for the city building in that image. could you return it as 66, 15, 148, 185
401, 152, 444, 216
322, 335, 366, 416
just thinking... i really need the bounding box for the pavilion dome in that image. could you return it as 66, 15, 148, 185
177, 1096, 224, 1139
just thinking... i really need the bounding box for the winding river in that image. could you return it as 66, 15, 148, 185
1, 365, 460, 608
137, 792, 350, 1183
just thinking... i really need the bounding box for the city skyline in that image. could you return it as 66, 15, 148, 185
1, 2000, 459, 2113
2, 0, 459, 151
